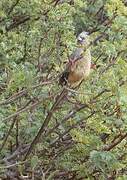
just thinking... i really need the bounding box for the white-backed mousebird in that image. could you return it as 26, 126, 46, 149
59, 31, 95, 88
24, 32, 96, 159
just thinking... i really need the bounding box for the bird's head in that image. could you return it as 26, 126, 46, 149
77, 31, 90, 47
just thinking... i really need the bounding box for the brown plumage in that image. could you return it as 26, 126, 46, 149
59, 31, 92, 88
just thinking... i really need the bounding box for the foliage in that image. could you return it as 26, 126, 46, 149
0, 0, 127, 179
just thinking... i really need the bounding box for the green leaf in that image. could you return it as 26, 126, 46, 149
31, 155, 39, 169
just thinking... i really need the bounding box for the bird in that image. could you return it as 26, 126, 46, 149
59, 31, 94, 89
24, 32, 94, 159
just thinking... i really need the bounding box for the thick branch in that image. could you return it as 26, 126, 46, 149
24, 88, 67, 160
102, 133, 127, 151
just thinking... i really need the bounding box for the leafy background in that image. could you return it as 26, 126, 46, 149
0, 0, 127, 179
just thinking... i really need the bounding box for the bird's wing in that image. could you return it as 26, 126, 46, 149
69, 47, 84, 61
59, 47, 86, 86
59, 54, 83, 86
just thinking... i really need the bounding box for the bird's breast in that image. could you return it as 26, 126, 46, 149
71, 55, 91, 75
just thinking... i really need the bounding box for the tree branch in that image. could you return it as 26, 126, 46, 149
102, 133, 127, 151
24, 88, 68, 160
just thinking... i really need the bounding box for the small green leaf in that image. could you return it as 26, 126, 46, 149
31, 155, 39, 169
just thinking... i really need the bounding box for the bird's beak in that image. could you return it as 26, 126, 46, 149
77, 39, 84, 44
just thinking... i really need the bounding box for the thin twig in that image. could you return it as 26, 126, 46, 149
3, 99, 43, 122
7, 0, 20, 15
50, 111, 96, 148
0, 80, 53, 106
0, 161, 26, 169
0, 116, 17, 152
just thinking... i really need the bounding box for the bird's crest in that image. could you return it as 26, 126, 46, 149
77, 31, 89, 45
